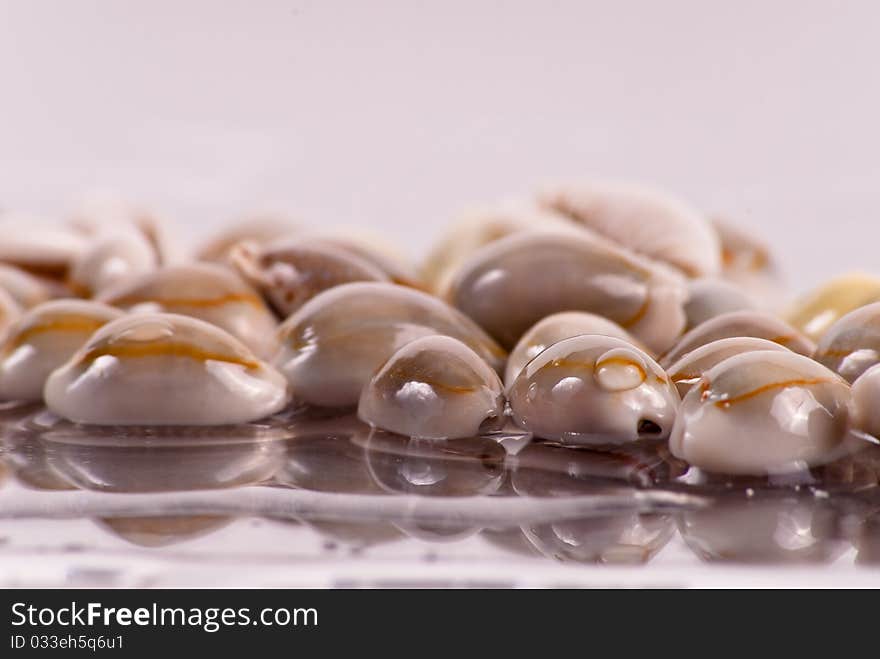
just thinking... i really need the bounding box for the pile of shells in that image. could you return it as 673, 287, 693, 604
2, 184, 880, 488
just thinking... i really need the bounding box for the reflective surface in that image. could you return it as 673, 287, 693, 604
1, 406, 879, 587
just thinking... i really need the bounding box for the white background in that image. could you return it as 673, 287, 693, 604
1, 0, 878, 295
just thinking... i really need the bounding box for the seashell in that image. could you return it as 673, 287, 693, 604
0, 264, 53, 308
540, 181, 720, 277
98, 263, 279, 358
422, 202, 576, 293
684, 277, 756, 330
67, 229, 158, 297
447, 229, 688, 353
0, 287, 23, 336
357, 335, 504, 440
851, 364, 880, 439
96, 516, 233, 548
814, 302, 880, 383
44, 313, 290, 425
274, 282, 505, 408
231, 238, 390, 317
665, 337, 791, 398
196, 214, 299, 263
0, 214, 87, 279
0, 300, 123, 402
68, 194, 183, 265
504, 311, 640, 387
669, 350, 851, 476
659, 310, 815, 368
788, 274, 880, 342
309, 229, 422, 288
712, 217, 785, 309
508, 334, 680, 444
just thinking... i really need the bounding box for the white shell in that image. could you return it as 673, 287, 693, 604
508, 334, 680, 444
666, 337, 791, 398
196, 214, 299, 263
851, 363, 880, 439
447, 229, 687, 353
669, 350, 851, 476
231, 238, 389, 316
0, 287, 22, 336
274, 282, 505, 408
422, 202, 576, 292
0, 214, 86, 278
814, 302, 880, 383
98, 263, 279, 358
68, 229, 158, 296
0, 300, 123, 402
684, 277, 756, 330
45, 313, 290, 426
504, 312, 640, 387
712, 217, 785, 310
358, 335, 504, 440
540, 181, 721, 277
785, 273, 880, 342
0, 265, 53, 308
660, 310, 815, 368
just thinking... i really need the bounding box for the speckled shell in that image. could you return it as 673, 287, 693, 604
665, 337, 791, 398
0, 265, 53, 308
98, 263, 279, 358
684, 278, 756, 330
421, 202, 576, 293
0, 300, 123, 402
508, 334, 680, 444
0, 214, 86, 279
358, 335, 505, 440
814, 302, 880, 383
540, 181, 721, 277
669, 350, 851, 476
504, 312, 640, 387
447, 229, 688, 353
45, 313, 290, 425
660, 310, 815, 368
712, 217, 785, 310
274, 282, 505, 408
231, 238, 389, 316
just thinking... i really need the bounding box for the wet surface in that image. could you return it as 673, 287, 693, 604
2, 405, 880, 587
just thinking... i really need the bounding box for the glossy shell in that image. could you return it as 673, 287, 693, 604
98, 263, 279, 358
660, 310, 815, 368
45, 313, 290, 425
231, 238, 389, 316
274, 282, 505, 408
814, 302, 880, 383
422, 203, 575, 292
358, 335, 505, 439
0, 300, 123, 401
665, 337, 791, 398
540, 181, 720, 277
669, 350, 851, 476
504, 311, 639, 387
447, 229, 687, 353
684, 278, 756, 330
789, 274, 880, 342
196, 215, 299, 263
508, 334, 680, 444
851, 364, 880, 439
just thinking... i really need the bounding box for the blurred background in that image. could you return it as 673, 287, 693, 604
0, 0, 877, 294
